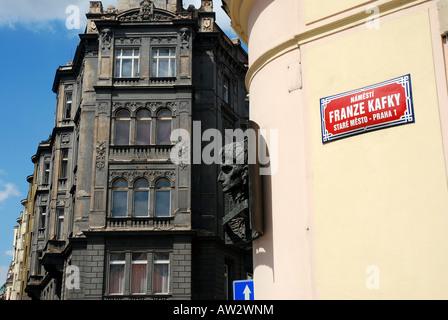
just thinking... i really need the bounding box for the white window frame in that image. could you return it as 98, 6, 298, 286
152, 48, 176, 78
108, 253, 126, 295
153, 252, 170, 294
131, 252, 148, 295
115, 48, 140, 78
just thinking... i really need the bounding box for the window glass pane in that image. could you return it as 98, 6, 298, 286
109, 264, 125, 294
136, 120, 151, 145
122, 49, 133, 56
155, 190, 170, 217
157, 120, 171, 145
115, 59, 121, 77
134, 179, 149, 188
132, 252, 147, 261
154, 252, 169, 261
153, 264, 169, 293
137, 109, 151, 118
116, 110, 130, 118
152, 59, 158, 77
158, 110, 171, 118
156, 179, 170, 188
116, 120, 130, 145
135, 59, 139, 77
134, 190, 149, 217
170, 59, 175, 77
131, 263, 147, 294
113, 179, 128, 188
122, 59, 132, 77
112, 191, 128, 217
158, 59, 169, 77
111, 253, 126, 261
159, 49, 170, 56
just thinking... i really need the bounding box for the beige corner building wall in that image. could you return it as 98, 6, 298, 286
223, 0, 448, 299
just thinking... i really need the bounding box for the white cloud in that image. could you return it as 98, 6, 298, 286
0, 181, 21, 203
0, 0, 235, 36
5, 251, 14, 257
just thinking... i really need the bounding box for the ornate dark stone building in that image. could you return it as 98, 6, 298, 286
24, 0, 250, 300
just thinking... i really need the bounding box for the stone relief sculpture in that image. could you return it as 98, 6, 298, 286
218, 135, 263, 247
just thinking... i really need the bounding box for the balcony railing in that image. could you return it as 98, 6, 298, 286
106, 217, 174, 230
109, 145, 173, 161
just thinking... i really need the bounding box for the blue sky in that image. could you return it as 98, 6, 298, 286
0, 0, 240, 284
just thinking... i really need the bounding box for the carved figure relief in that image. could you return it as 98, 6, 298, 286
101, 28, 112, 52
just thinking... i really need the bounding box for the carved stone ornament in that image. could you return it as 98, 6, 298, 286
101, 28, 112, 52
115, 38, 142, 45
96, 141, 107, 171
140, 0, 154, 20
110, 170, 175, 186
118, 0, 174, 22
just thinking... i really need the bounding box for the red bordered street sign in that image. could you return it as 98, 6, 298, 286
320, 74, 415, 143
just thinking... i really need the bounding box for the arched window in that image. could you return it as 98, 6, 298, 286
115, 110, 131, 145
156, 109, 172, 145
133, 179, 149, 217
136, 109, 151, 145
112, 179, 128, 217
155, 179, 171, 217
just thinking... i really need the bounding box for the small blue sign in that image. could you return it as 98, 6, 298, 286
233, 280, 254, 300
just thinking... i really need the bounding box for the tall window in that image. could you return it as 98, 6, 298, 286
43, 162, 50, 184
156, 109, 172, 145
40, 206, 47, 229
115, 49, 140, 78
109, 253, 126, 295
64, 92, 72, 119
133, 179, 149, 217
153, 252, 170, 294
152, 48, 176, 77
56, 208, 64, 240
131, 252, 147, 294
136, 109, 151, 145
155, 179, 171, 217
112, 179, 128, 218
115, 110, 131, 145
60, 149, 69, 179
223, 76, 230, 104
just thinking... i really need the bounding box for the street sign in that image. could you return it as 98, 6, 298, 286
320, 74, 414, 143
233, 279, 254, 300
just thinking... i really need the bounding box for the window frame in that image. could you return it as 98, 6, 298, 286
64, 92, 73, 119
106, 251, 172, 297
133, 179, 150, 218
56, 207, 65, 240
111, 179, 129, 218
153, 252, 170, 294
115, 48, 140, 78
154, 179, 171, 217
223, 76, 230, 104
156, 109, 173, 145
135, 108, 152, 146
151, 48, 176, 78
114, 109, 132, 146
59, 149, 69, 179
108, 252, 127, 295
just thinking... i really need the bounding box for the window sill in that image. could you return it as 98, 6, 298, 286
150, 77, 176, 85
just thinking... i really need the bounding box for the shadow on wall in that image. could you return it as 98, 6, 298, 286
251, 123, 274, 283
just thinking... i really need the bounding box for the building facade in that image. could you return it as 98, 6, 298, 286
223, 0, 448, 299
19, 0, 250, 300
